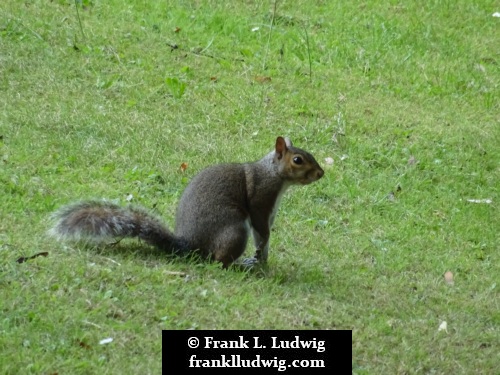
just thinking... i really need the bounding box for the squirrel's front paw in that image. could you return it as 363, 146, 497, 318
233, 257, 260, 271
242, 257, 259, 266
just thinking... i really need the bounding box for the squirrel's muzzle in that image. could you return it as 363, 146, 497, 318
301, 167, 324, 184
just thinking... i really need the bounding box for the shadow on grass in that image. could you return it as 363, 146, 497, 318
46, 240, 333, 288
63, 240, 264, 273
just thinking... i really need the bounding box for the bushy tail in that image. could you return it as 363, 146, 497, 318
48, 200, 190, 254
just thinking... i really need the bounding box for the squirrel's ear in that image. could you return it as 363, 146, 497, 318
275, 136, 288, 160
284, 137, 293, 148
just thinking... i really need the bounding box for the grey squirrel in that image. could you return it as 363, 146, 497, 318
49, 136, 324, 268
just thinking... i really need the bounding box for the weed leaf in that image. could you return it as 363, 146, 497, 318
165, 77, 186, 98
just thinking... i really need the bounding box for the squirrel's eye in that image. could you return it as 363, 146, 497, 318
293, 156, 303, 165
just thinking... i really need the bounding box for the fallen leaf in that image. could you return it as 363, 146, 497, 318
475, 64, 486, 73
444, 271, 454, 285
99, 338, 113, 345
180, 162, 188, 172
408, 155, 417, 165
438, 321, 448, 332
324, 157, 334, 166
466, 198, 492, 204
174, 27, 181, 33
78, 341, 92, 350
254, 76, 272, 83
210, 76, 217, 82
16, 252, 49, 264
297, 110, 314, 117
165, 271, 187, 277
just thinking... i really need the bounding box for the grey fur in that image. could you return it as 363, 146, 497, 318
48, 137, 324, 267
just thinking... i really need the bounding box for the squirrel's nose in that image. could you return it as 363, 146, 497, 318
316, 169, 324, 179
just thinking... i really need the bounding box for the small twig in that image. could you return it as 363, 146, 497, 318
166, 43, 244, 62
198, 37, 214, 55
74, 0, 85, 40
164, 271, 187, 277
16, 252, 49, 264
82, 320, 102, 329
109, 238, 124, 246
303, 23, 312, 82
262, 0, 278, 70
214, 87, 237, 106
101, 257, 122, 266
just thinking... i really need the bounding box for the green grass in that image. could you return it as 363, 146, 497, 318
1, 0, 499, 373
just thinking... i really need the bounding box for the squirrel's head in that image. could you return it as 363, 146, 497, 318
273, 136, 324, 185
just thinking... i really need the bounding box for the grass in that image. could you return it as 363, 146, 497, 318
1, 0, 499, 373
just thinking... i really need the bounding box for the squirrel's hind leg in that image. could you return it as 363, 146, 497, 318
210, 223, 249, 268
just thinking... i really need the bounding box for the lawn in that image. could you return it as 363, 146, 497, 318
0, 0, 499, 373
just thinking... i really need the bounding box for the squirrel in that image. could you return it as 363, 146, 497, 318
49, 136, 324, 268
